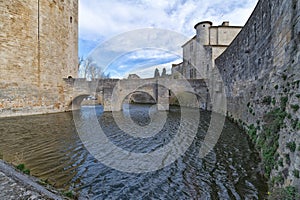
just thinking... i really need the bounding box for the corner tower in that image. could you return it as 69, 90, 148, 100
194, 21, 212, 45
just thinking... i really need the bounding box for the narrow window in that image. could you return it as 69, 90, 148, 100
70, 16, 73, 23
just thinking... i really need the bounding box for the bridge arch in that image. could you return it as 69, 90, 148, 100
170, 90, 208, 110
125, 90, 156, 105
68, 94, 101, 110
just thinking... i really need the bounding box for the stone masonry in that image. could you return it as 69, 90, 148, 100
216, 0, 300, 189
172, 21, 242, 80
0, 0, 78, 117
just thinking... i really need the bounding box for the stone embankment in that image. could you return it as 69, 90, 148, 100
0, 160, 63, 200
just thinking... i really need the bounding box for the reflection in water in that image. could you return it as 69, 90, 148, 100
0, 105, 267, 199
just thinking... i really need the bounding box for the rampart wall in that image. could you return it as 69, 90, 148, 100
216, 0, 300, 188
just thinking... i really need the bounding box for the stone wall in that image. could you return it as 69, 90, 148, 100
216, 0, 300, 188
0, 0, 78, 117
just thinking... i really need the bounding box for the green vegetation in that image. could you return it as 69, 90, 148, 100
257, 108, 287, 177
249, 108, 253, 114
278, 158, 284, 167
262, 96, 272, 105
38, 178, 49, 186
286, 141, 296, 152
293, 170, 299, 178
63, 190, 76, 199
272, 97, 276, 106
280, 96, 288, 110
282, 74, 287, 81
285, 154, 291, 166
290, 104, 299, 112
293, 80, 300, 88
16, 163, 30, 175
291, 118, 299, 130
247, 102, 251, 107
296, 94, 300, 98
271, 175, 284, 185
274, 85, 279, 90
247, 124, 257, 142
269, 186, 300, 200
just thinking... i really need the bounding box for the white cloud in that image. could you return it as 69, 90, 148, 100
79, 0, 258, 41
79, 0, 259, 77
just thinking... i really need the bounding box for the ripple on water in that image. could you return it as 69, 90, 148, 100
0, 105, 268, 199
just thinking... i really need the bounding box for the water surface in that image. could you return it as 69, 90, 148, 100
0, 104, 268, 199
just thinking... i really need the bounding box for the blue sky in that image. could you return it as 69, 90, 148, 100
79, 0, 258, 78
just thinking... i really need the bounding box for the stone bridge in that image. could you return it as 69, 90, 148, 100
63, 78, 210, 111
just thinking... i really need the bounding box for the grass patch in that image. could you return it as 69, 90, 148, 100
16, 163, 30, 175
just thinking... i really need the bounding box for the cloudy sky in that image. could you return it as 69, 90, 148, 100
79, 0, 258, 78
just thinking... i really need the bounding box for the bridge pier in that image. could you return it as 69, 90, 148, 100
156, 85, 169, 111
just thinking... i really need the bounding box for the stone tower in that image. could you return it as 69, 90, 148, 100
194, 21, 212, 45
0, 0, 78, 117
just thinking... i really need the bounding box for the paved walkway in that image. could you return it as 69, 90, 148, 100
0, 160, 63, 200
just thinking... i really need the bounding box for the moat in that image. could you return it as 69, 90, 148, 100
0, 104, 268, 199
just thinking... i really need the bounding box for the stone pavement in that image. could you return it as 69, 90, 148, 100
0, 160, 63, 200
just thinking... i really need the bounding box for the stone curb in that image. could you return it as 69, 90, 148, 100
0, 160, 64, 200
